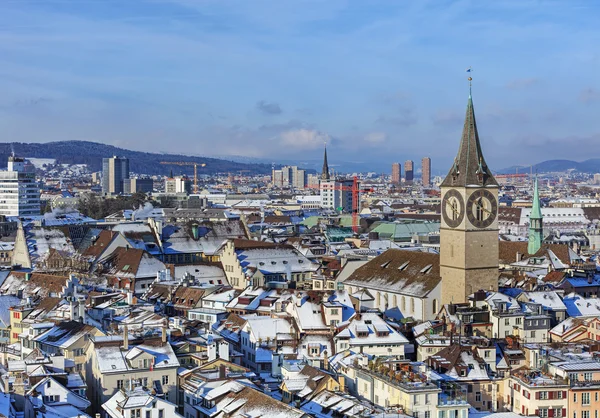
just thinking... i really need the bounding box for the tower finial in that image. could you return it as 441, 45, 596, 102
466, 66, 473, 98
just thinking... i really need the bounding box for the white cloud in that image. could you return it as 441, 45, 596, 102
280, 128, 330, 149
364, 132, 387, 143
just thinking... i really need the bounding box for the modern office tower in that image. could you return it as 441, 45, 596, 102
391, 162, 401, 184
404, 160, 414, 183
0, 156, 40, 217
102, 156, 130, 196
422, 157, 431, 187
127, 178, 154, 194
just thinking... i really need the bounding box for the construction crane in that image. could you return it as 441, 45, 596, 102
311, 176, 373, 234
159, 161, 206, 194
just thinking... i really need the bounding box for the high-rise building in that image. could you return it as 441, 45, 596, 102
102, 156, 130, 196
271, 166, 308, 189
320, 179, 354, 212
439, 89, 498, 306
391, 162, 401, 184
0, 156, 40, 217
165, 176, 191, 194
404, 160, 414, 183
422, 157, 431, 187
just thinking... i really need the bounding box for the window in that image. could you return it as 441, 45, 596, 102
117, 380, 124, 389
540, 409, 549, 418
585, 373, 594, 381
475, 392, 481, 402
158, 410, 164, 418
531, 331, 536, 339
425, 412, 431, 418
162, 375, 169, 385
574, 393, 577, 402
146, 412, 151, 418
540, 391, 548, 400
583, 412, 590, 418
505, 318, 510, 326
131, 410, 141, 418
582, 392, 590, 406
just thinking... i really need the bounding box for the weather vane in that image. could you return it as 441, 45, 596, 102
466, 67, 473, 94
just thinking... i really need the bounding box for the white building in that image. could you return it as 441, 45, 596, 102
0, 156, 40, 217
320, 179, 354, 212
165, 176, 191, 194
102, 387, 183, 418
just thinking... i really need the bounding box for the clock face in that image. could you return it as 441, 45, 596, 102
442, 189, 465, 228
466, 189, 498, 229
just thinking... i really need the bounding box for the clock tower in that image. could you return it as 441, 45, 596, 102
440, 87, 499, 305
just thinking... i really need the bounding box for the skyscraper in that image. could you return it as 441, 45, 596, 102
391, 162, 401, 184
422, 157, 431, 187
0, 156, 40, 216
404, 160, 414, 183
102, 156, 130, 195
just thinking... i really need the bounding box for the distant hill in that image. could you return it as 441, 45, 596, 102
498, 159, 600, 174
0, 141, 272, 175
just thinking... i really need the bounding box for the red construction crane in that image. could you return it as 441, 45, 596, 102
313, 176, 373, 234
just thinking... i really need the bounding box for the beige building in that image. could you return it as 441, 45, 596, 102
86, 330, 180, 412
439, 91, 499, 306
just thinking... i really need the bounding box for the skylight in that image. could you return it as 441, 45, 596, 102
398, 261, 409, 271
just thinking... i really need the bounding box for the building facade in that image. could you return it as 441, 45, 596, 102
102, 156, 130, 196
392, 162, 401, 184
422, 157, 431, 187
0, 156, 40, 217
404, 160, 414, 183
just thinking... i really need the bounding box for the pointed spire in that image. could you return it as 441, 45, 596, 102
441, 88, 498, 188
530, 175, 542, 219
321, 143, 330, 181
528, 175, 544, 255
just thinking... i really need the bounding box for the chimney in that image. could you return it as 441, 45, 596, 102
191, 223, 199, 240
123, 325, 129, 350
219, 364, 227, 379
127, 291, 134, 305
162, 321, 168, 344
323, 350, 329, 371
338, 374, 345, 393
69, 298, 75, 320
516, 252, 521, 263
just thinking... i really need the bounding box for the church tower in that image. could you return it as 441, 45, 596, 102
439, 86, 499, 305
321, 145, 330, 180
528, 176, 543, 254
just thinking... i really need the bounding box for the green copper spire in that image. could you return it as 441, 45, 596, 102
528, 176, 544, 255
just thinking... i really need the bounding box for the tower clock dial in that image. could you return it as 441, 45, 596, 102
442, 189, 465, 228
466, 189, 497, 228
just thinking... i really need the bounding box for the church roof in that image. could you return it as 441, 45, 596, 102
343, 249, 441, 297
530, 176, 543, 219
440, 91, 498, 188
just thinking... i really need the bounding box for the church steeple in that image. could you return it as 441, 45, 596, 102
441, 90, 498, 188
321, 144, 330, 180
528, 175, 544, 255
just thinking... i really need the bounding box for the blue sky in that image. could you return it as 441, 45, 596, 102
1, 0, 599, 173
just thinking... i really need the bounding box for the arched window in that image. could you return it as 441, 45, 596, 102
401, 296, 406, 311
410, 298, 415, 313
393, 295, 398, 307
432, 299, 438, 315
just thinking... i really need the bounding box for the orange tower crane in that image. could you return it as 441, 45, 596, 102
311, 176, 373, 234
159, 161, 206, 194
